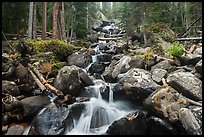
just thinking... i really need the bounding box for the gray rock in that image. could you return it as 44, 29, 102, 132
67, 52, 92, 68
20, 95, 50, 117
5, 125, 24, 135
117, 68, 160, 101
151, 68, 167, 84
193, 47, 202, 55
178, 54, 202, 66
54, 65, 83, 96
2, 80, 20, 96
151, 60, 171, 72
166, 71, 202, 101
28, 103, 69, 135
195, 59, 202, 75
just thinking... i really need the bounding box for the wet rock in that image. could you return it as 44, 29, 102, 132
97, 53, 112, 63
117, 68, 160, 101
147, 116, 177, 135
2, 80, 20, 96
90, 106, 109, 129
20, 95, 50, 117
98, 43, 109, 51
67, 52, 92, 68
151, 60, 171, 72
143, 86, 189, 122
178, 54, 202, 66
106, 111, 147, 135
54, 65, 84, 96
5, 124, 24, 135
28, 103, 69, 135
195, 59, 202, 75
166, 71, 202, 101
88, 62, 107, 75
151, 68, 167, 84
79, 71, 94, 86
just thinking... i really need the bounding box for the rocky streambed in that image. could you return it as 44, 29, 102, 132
2, 21, 202, 135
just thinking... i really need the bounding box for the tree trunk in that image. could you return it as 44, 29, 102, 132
42, 2, 47, 40
33, 2, 37, 39
52, 2, 59, 39
60, 2, 65, 40
28, 2, 34, 39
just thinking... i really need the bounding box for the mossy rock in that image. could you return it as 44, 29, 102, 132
24, 39, 81, 61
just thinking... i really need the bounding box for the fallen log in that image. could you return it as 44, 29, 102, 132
176, 37, 202, 41
28, 63, 64, 96
98, 37, 123, 41
28, 68, 46, 91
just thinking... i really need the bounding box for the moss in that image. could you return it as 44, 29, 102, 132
24, 39, 82, 61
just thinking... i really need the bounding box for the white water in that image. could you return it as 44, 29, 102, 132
65, 87, 130, 135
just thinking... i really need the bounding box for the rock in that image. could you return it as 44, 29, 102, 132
15, 63, 29, 83
28, 103, 70, 135
88, 62, 107, 75
97, 53, 112, 63
2, 80, 20, 96
117, 68, 160, 101
178, 54, 202, 66
54, 65, 84, 96
5, 125, 24, 135
67, 52, 92, 68
195, 59, 202, 75
193, 47, 202, 55
79, 71, 94, 86
151, 60, 171, 72
128, 57, 145, 69
178, 108, 202, 135
98, 43, 109, 50
20, 95, 50, 117
106, 111, 147, 135
166, 71, 202, 101
151, 68, 167, 84
147, 116, 177, 135
112, 56, 132, 78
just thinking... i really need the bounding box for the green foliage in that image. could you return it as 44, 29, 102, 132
143, 51, 154, 61
24, 38, 81, 61
167, 41, 185, 58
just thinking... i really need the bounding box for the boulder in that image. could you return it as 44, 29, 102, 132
147, 116, 177, 135
195, 59, 202, 75
166, 71, 202, 101
28, 103, 70, 135
178, 54, 202, 66
88, 62, 107, 75
151, 68, 167, 84
117, 68, 160, 101
151, 60, 171, 72
143, 86, 189, 122
193, 47, 202, 55
20, 95, 50, 117
54, 65, 84, 96
106, 111, 147, 135
67, 52, 92, 68
2, 80, 20, 96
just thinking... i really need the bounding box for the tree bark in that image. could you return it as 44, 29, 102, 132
52, 2, 59, 39
42, 2, 47, 40
60, 2, 65, 40
33, 2, 37, 39
28, 2, 34, 39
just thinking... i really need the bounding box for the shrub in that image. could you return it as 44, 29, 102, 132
167, 41, 185, 58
